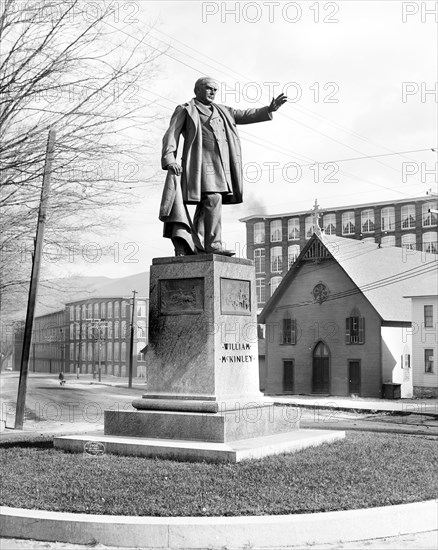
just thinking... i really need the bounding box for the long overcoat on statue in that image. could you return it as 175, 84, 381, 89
161, 99, 272, 205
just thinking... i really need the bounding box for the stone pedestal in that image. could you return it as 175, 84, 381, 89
55, 255, 345, 462
106, 255, 301, 445
134, 254, 264, 410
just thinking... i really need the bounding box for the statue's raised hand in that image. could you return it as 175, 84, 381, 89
268, 93, 288, 112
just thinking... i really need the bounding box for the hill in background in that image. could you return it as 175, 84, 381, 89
20, 271, 150, 319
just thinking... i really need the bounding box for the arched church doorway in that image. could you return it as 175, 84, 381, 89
312, 341, 330, 394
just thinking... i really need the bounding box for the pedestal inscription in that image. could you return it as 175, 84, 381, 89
220, 342, 256, 364
220, 278, 251, 315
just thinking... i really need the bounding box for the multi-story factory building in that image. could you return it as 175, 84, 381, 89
241, 195, 437, 307
13, 296, 148, 378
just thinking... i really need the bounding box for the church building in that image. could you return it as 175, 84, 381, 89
258, 232, 437, 398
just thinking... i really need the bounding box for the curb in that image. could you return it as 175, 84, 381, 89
272, 400, 438, 418
1, 500, 437, 549
302, 423, 438, 437
87, 382, 146, 389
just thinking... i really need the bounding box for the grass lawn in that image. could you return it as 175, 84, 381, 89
0, 432, 436, 517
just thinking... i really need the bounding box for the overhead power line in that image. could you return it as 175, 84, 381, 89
244, 148, 436, 172
93, 20, 435, 203
146, 26, 428, 164
142, 24, 434, 185
140, 87, 431, 199
274, 257, 437, 310
101, 18, 426, 186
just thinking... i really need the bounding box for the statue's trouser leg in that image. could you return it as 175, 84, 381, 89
193, 193, 222, 252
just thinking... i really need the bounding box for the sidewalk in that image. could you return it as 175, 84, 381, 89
70, 373, 147, 390
0, 370, 148, 390
1, 531, 437, 550
270, 394, 438, 416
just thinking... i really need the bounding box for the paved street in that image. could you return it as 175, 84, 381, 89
0, 372, 145, 436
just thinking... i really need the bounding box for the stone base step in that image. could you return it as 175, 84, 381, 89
104, 404, 300, 443
54, 429, 345, 463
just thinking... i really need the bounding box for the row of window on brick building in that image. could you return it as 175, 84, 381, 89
68, 320, 147, 340
254, 203, 437, 244
254, 230, 437, 279
68, 341, 129, 362
67, 341, 147, 363
68, 301, 147, 322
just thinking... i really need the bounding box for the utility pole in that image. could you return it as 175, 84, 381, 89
77, 321, 83, 379
85, 318, 107, 383
98, 339, 102, 383
15, 129, 56, 430
59, 328, 64, 374
128, 290, 137, 389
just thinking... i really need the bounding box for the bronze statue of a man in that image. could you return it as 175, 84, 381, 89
160, 77, 287, 256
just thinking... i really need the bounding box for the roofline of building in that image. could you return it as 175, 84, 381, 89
29, 296, 149, 320
257, 233, 426, 324
259, 233, 383, 324
381, 320, 412, 327
403, 294, 438, 298
65, 296, 148, 305
239, 194, 436, 222
33, 309, 66, 319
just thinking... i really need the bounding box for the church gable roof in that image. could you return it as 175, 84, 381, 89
259, 233, 437, 324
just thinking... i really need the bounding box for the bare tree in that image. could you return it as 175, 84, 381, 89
0, 0, 162, 316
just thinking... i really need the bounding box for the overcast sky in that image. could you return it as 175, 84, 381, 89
48, 0, 437, 280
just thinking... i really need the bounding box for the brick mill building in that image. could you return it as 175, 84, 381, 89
241, 195, 437, 308
13, 296, 149, 378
